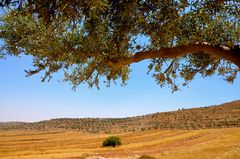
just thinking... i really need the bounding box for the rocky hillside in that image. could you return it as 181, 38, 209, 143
1, 100, 240, 133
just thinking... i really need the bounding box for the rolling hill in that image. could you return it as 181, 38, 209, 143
1, 100, 240, 133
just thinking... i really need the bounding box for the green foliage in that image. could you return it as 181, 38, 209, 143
102, 136, 121, 147
138, 155, 156, 159
0, 0, 239, 91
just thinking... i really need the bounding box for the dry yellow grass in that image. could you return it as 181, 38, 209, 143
0, 128, 240, 159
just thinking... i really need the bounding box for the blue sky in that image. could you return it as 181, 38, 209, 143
0, 54, 239, 122
0, 6, 239, 122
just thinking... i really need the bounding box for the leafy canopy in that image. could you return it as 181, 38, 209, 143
0, 0, 239, 91
102, 136, 121, 147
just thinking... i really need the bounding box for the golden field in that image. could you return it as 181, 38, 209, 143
0, 128, 240, 159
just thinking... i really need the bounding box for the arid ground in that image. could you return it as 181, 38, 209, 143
0, 128, 240, 159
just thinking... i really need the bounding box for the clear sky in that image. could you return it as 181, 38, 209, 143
0, 6, 239, 122
0, 54, 239, 122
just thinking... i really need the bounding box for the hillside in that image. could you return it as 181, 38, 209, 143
1, 100, 240, 133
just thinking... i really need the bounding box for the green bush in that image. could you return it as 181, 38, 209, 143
138, 155, 156, 159
102, 136, 121, 147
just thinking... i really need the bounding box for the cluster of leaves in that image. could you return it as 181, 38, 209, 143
0, 0, 239, 91
138, 155, 156, 159
102, 136, 121, 147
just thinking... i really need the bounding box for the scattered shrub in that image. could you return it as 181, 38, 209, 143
138, 155, 156, 159
102, 136, 121, 147
74, 153, 89, 159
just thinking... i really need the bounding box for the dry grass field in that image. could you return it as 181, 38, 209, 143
0, 128, 240, 159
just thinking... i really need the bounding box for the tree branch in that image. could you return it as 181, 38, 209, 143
107, 44, 240, 76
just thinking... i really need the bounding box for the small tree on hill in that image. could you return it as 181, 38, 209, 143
102, 136, 121, 148
138, 155, 156, 159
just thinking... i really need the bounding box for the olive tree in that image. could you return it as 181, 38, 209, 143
103, 136, 121, 147
0, 0, 239, 91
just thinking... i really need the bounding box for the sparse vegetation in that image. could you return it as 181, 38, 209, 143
1, 100, 240, 133
102, 136, 121, 147
138, 155, 156, 159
